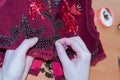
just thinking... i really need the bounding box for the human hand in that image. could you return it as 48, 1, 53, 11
0, 37, 38, 80
55, 36, 91, 80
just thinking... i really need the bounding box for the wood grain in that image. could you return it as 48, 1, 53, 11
27, 0, 120, 80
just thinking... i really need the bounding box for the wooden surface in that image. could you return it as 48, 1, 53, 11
27, 0, 120, 80
90, 0, 120, 80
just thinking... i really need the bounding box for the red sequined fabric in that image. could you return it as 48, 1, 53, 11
59, 0, 79, 35
0, 0, 106, 80
29, 0, 48, 19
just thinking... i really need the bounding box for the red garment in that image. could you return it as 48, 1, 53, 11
0, 0, 106, 80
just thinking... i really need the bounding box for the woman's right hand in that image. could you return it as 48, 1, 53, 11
55, 36, 91, 80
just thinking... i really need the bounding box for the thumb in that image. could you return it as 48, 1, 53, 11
15, 37, 38, 55
55, 41, 70, 66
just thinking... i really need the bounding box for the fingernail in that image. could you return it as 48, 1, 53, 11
27, 37, 38, 42
55, 42, 65, 53
33, 37, 38, 42
55, 42, 60, 50
24, 37, 38, 47
55, 42, 61, 51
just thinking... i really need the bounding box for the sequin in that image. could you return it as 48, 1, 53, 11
58, 0, 79, 35
29, 0, 48, 19
71, 4, 81, 15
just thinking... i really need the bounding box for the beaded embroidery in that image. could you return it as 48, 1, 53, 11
0, 12, 63, 48
29, 0, 61, 19
92, 40, 100, 57
0, 25, 22, 46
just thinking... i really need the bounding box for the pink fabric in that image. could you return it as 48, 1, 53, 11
31, 59, 42, 69
29, 59, 42, 75
52, 62, 64, 76
52, 62, 65, 80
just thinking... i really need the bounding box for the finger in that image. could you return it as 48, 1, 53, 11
55, 41, 71, 66
70, 36, 90, 53
15, 37, 38, 55
4, 50, 14, 60
70, 36, 91, 59
56, 38, 83, 57
21, 56, 34, 80
2, 50, 14, 69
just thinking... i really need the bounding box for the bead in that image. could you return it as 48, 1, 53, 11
0, 6, 63, 60
118, 57, 120, 67
92, 40, 100, 57
54, 0, 60, 5
117, 24, 120, 30
45, 72, 53, 78
92, 52, 96, 56
40, 68, 45, 73
45, 61, 52, 70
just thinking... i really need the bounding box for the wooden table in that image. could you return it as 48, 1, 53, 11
90, 0, 120, 80
27, 0, 120, 80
